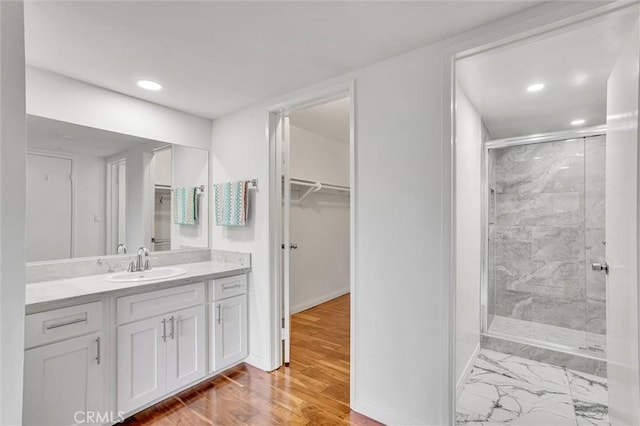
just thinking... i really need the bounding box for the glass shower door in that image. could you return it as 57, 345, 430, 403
485, 136, 598, 355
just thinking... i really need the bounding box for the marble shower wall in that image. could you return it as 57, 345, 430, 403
488, 136, 606, 340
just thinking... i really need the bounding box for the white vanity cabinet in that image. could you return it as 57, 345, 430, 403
24, 269, 250, 425
209, 275, 248, 373
23, 301, 106, 426
116, 283, 206, 414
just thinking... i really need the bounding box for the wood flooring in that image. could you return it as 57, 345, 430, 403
122, 294, 381, 425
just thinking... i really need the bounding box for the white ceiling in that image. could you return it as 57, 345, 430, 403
457, 7, 638, 140
24, 1, 541, 120
27, 115, 166, 157
290, 97, 350, 144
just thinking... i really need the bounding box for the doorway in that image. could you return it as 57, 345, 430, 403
268, 83, 355, 390
107, 158, 126, 254
453, 4, 640, 424
283, 97, 351, 365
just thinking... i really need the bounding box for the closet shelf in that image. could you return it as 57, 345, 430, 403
290, 177, 350, 205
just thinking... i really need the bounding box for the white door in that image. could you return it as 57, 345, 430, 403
213, 295, 248, 372
23, 332, 104, 426
117, 315, 167, 414
605, 21, 640, 424
166, 305, 205, 392
26, 153, 73, 261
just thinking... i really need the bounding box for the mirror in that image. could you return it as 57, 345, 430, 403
26, 115, 210, 262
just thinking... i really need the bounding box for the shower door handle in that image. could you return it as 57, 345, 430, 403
591, 262, 609, 274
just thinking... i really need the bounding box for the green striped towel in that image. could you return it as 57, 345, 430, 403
214, 181, 248, 226
172, 187, 198, 225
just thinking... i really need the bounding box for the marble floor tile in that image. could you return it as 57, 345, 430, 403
568, 370, 609, 426
457, 349, 609, 426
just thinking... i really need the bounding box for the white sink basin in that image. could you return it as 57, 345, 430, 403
104, 267, 187, 283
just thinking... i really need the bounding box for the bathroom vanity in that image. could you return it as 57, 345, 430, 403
23, 250, 250, 425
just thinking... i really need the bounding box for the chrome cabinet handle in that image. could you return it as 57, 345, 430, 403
161, 318, 167, 342
216, 304, 221, 324
223, 284, 242, 290
169, 316, 175, 340
96, 337, 101, 365
45, 317, 87, 330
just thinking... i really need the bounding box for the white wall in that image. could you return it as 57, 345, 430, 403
211, 44, 448, 423
210, 106, 270, 369
26, 67, 212, 150
290, 124, 349, 185
354, 45, 449, 424
454, 88, 482, 394
210, 4, 603, 424
171, 145, 209, 250
153, 146, 172, 187
289, 124, 350, 313
0, 1, 26, 423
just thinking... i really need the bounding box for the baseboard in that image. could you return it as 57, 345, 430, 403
352, 398, 425, 425
245, 352, 272, 372
456, 342, 480, 401
290, 287, 350, 314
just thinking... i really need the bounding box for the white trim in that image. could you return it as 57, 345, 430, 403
244, 353, 272, 372
290, 288, 350, 315
266, 110, 281, 371
456, 342, 480, 402
26, 148, 77, 259
266, 79, 356, 404
351, 399, 424, 426
485, 125, 607, 149
106, 157, 126, 255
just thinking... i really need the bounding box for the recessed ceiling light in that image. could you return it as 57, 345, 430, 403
137, 80, 162, 91
571, 119, 585, 126
526, 83, 545, 92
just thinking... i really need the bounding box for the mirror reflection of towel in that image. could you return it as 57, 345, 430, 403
214, 181, 248, 226
173, 187, 198, 225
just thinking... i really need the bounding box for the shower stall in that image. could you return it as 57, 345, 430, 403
482, 127, 607, 361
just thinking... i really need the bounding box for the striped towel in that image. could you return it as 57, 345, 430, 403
173, 187, 198, 225
214, 180, 248, 226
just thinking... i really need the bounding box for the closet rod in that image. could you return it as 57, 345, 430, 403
290, 178, 350, 191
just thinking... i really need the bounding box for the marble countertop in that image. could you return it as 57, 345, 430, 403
25, 260, 251, 313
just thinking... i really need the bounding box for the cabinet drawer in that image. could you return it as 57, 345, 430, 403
209, 274, 247, 301
25, 301, 103, 349
117, 283, 205, 325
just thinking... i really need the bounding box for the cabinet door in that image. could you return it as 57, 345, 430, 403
117, 314, 167, 414
166, 305, 206, 392
212, 295, 247, 372
23, 332, 104, 426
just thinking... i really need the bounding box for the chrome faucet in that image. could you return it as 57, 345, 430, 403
136, 246, 150, 271
127, 246, 151, 272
